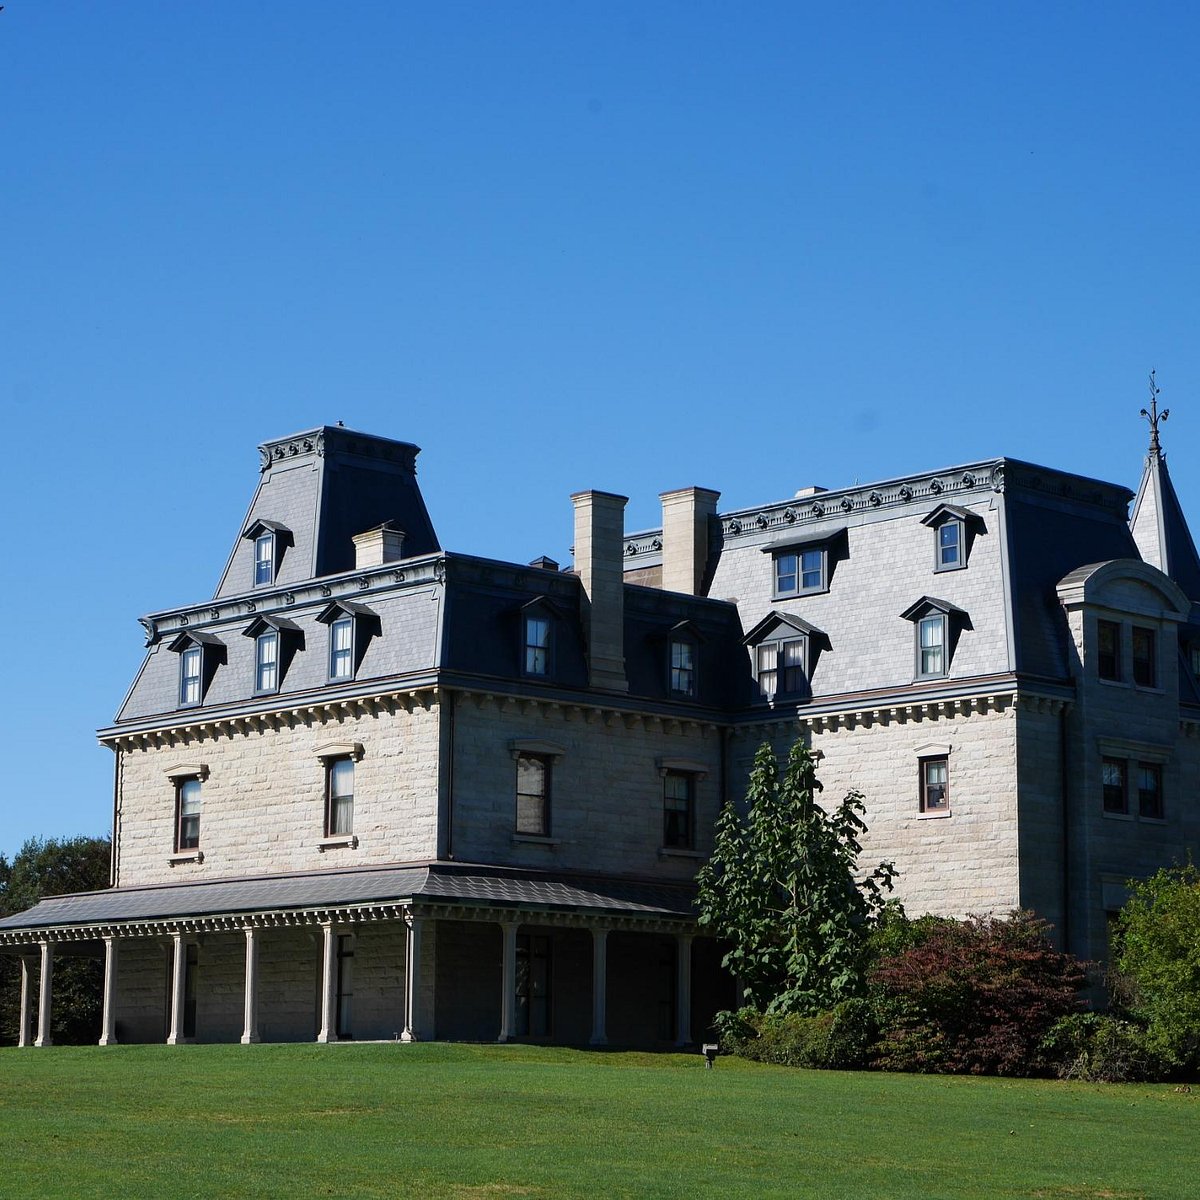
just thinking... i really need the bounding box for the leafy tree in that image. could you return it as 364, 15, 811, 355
1114, 864, 1200, 1072
696, 740, 896, 1015
0, 835, 111, 1046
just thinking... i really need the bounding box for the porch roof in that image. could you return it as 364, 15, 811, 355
0, 861, 698, 943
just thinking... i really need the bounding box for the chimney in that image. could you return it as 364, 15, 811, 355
571, 490, 629, 693
352, 522, 406, 568
660, 487, 720, 596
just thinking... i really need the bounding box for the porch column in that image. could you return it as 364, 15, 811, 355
589, 927, 608, 1046
166, 933, 187, 1045
317, 921, 338, 1044
99, 937, 119, 1046
241, 926, 260, 1045
17, 956, 34, 1048
497, 920, 518, 1043
401, 914, 425, 1043
675, 933, 693, 1047
33, 941, 54, 1048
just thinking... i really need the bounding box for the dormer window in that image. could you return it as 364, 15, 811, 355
525, 615, 550, 676
743, 611, 825, 702
517, 597, 561, 681
774, 547, 825, 597
256, 630, 278, 692
667, 621, 703, 699
241, 519, 292, 590
317, 600, 378, 685
920, 504, 981, 573
242, 615, 303, 695
169, 631, 225, 709
918, 614, 945, 676
901, 596, 968, 681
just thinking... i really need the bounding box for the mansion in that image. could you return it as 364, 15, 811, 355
2, 418, 1198, 1046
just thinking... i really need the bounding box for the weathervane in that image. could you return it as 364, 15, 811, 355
1140, 369, 1168, 456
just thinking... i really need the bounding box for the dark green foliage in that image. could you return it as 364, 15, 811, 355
1039, 1013, 1168, 1083
1113, 864, 1200, 1073
717, 999, 876, 1069
868, 911, 1086, 1076
0, 835, 111, 1046
696, 741, 896, 1015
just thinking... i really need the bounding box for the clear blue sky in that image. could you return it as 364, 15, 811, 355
2, 2, 1199, 859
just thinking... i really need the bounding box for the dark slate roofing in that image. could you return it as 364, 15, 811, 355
0, 863, 696, 935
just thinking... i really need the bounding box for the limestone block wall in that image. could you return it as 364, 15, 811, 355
729, 703, 1022, 919
449, 697, 723, 877
113, 698, 441, 886
112, 938, 170, 1044
435, 920, 502, 1041
1014, 702, 1068, 938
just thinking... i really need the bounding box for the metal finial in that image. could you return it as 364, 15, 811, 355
1140, 369, 1169, 456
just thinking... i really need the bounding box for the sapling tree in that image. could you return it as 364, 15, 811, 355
696, 741, 896, 1015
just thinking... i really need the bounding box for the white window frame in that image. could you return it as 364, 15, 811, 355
179, 645, 203, 707
253, 531, 275, 587
917, 613, 947, 679
329, 616, 355, 681
255, 630, 279, 694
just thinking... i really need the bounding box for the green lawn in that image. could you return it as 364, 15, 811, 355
0, 1043, 1195, 1199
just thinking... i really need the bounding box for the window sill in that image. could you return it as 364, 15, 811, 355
1139, 815, 1167, 824
1102, 810, 1134, 822
512, 834, 560, 846
318, 835, 359, 852
658, 847, 704, 859
1097, 676, 1129, 688
933, 562, 966, 574
168, 851, 204, 866
917, 810, 952, 820
772, 586, 829, 601
1132, 684, 1165, 696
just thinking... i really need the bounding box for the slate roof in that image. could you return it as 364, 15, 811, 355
0, 863, 697, 937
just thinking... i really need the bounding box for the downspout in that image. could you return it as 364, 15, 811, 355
110, 746, 121, 888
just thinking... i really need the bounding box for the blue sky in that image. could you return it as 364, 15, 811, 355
2, 3, 1199, 858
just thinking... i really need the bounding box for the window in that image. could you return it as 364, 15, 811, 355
663, 771, 694, 849
919, 757, 949, 814
757, 638, 807, 699
774, 547, 825, 597
254, 532, 274, 587
179, 646, 202, 706
1098, 620, 1121, 681
515, 753, 550, 836
670, 637, 696, 698
1102, 757, 1127, 814
326, 758, 354, 836
920, 504, 978, 572
176, 777, 201, 850
1190, 643, 1200, 679
524, 615, 550, 677
255, 630, 279, 693
936, 520, 963, 570
1132, 626, 1156, 687
329, 616, 354, 680
1137, 762, 1163, 819
917, 614, 946, 678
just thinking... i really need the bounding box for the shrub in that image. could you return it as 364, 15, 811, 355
869, 911, 1086, 1076
718, 999, 876, 1070
1039, 1013, 1168, 1083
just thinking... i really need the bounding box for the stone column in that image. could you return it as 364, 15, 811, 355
241, 926, 260, 1045
166, 933, 187, 1045
317, 922, 338, 1044
675, 933, 693, 1047
590, 928, 608, 1046
33, 941, 54, 1048
401, 915, 425, 1043
99, 937, 119, 1046
497, 920, 518, 1043
17, 956, 34, 1048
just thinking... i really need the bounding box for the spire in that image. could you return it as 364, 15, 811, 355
1130, 373, 1200, 600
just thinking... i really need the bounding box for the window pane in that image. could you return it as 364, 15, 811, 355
921, 759, 948, 811
1132, 627, 1156, 687
257, 632, 278, 690
330, 618, 353, 679
919, 616, 944, 675
516, 754, 548, 835
1102, 758, 1127, 813
330, 759, 354, 798
663, 772, 693, 848
775, 554, 797, 594
670, 639, 696, 696
1098, 621, 1120, 681
800, 549, 823, 590
756, 644, 777, 698
1138, 762, 1163, 819
524, 617, 550, 675
255, 534, 274, 585
181, 647, 202, 703
178, 779, 201, 850
938, 522, 960, 566
781, 638, 806, 693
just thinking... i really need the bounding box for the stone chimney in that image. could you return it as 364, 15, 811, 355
660, 486, 720, 595
352, 522, 406, 569
571, 490, 629, 692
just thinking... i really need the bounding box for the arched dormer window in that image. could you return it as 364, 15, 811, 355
241, 519, 293, 588
168, 631, 226, 708
316, 600, 379, 683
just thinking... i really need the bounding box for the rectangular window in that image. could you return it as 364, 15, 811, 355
515, 934, 551, 1037
255, 631, 278, 693
1137, 762, 1163, 820
1190, 643, 1200, 678
937, 521, 961, 569
756, 639, 807, 700
176, 778, 201, 850
254, 532, 274, 587
1098, 620, 1121, 681
775, 548, 825, 596
179, 646, 202, 706
781, 638, 806, 694
524, 616, 550, 676
1102, 757, 1128, 814
756, 643, 778, 698
329, 617, 354, 680
326, 758, 354, 835
515, 753, 550, 836
670, 639, 696, 697
919, 758, 949, 814
663, 771, 694, 849
918, 614, 945, 677
1132, 627, 1156, 687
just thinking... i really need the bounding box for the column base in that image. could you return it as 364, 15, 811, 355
32, 1037, 52, 1048
240, 1033, 261, 1045
589, 1035, 608, 1047
316, 1032, 337, 1044
400, 1030, 420, 1043
98, 1035, 119, 1047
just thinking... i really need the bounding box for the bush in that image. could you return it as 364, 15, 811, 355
718, 999, 876, 1070
1039, 1013, 1168, 1083
869, 911, 1086, 1076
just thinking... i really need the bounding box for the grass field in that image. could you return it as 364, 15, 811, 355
0, 1043, 1195, 1199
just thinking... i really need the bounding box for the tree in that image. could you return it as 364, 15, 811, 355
1114, 864, 1200, 1072
696, 740, 896, 1015
0, 835, 112, 1046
